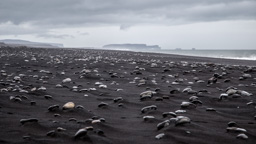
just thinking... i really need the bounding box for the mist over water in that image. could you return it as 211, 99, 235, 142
150, 49, 256, 61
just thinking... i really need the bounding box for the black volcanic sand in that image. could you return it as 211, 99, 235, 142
0, 47, 256, 144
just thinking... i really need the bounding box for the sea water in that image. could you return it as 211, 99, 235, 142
155, 49, 256, 61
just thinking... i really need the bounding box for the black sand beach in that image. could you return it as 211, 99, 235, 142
0, 47, 255, 144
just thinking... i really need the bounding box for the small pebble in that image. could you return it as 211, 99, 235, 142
157, 120, 170, 130
74, 128, 87, 139
237, 133, 248, 140
20, 118, 38, 125
155, 133, 165, 140
63, 102, 75, 110
46, 130, 56, 137
48, 105, 59, 112
98, 102, 108, 108
141, 105, 157, 113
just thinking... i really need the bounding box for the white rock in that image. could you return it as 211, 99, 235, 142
95, 82, 103, 86
99, 84, 107, 88
38, 86, 46, 91
63, 102, 75, 110
182, 87, 192, 93
243, 73, 251, 78
74, 128, 87, 138
155, 133, 165, 140
240, 90, 252, 96
62, 78, 71, 83
14, 76, 21, 81
237, 133, 248, 140
143, 116, 155, 121
175, 110, 186, 113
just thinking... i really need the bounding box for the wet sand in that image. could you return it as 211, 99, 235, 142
0, 47, 255, 144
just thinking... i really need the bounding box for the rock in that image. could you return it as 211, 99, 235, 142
141, 105, 157, 113
206, 108, 216, 111
226, 127, 247, 133
228, 121, 237, 127
219, 93, 228, 100
57, 127, 66, 132
54, 114, 61, 117
76, 105, 84, 109
69, 118, 77, 122
140, 95, 152, 101
92, 119, 101, 124
226, 89, 237, 96
31, 87, 37, 91
238, 90, 252, 96
62, 78, 71, 83
113, 97, 123, 103
237, 133, 248, 140
98, 102, 108, 108
224, 79, 231, 83
140, 91, 156, 97
85, 126, 94, 131
162, 112, 177, 118
189, 96, 199, 101
99, 84, 107, 88
44, 95, 52, 99
181, 102, 196, 108
46, 130, 56, 137
74, 128, 87, 139
10, 96, 22, 102
175, 110, 186, 114
246, 101, 255, 106
155, 133, 165, 140
23, 136, 31, 140
182, 87, 192, 93
38, 86, 46, 91
170, 89, 180, 94
56, 84, 63, 88
155, 97, 163, 101
30, 101, 36, 105
151, 63, 158, 68
14, 76, 21, 81
63, 102, 75, 110
118, 103, 123, 107
208, 77, 217, 84
242, 73, 251, 78
191, 100, 203, 105
143, 116, 155, 121
157, 120, 170, 130
95, 129, 104, 135
20, 118, 38, 125
175, 116, 191, 126
95, 82, 103, 86
48, 105, 59, 112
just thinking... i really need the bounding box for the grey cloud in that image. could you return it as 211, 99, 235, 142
36, 33, 74, 39
0, 0, 256, 29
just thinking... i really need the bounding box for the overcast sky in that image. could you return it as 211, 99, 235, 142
0, 0, 256, 49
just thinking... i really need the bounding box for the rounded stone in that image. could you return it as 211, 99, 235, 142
74, 128, 87, 139
155, 133, 165, 140
20, 118, 38, 125
141, 105, 157, 113
48, 105, 59, 112
228, 121, 237, 127
62, 102, 75, 110
175, 116, 191, 126
157, 120, 170, 130
98, 102, 108, 108
237, 133, 248, 140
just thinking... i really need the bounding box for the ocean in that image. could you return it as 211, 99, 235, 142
150, 49, 256, 61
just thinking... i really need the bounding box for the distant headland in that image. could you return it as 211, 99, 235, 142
0, 39, 63, 48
